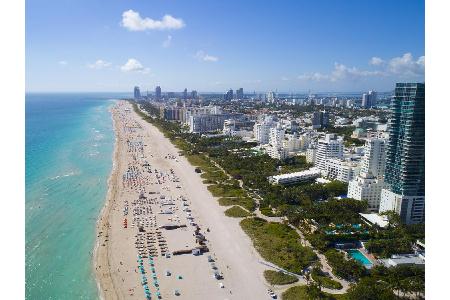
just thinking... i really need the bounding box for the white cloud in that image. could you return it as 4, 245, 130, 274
298, 72, 330, 81
121, 10, 185, 31
369, 57, 385, 66
58, 61, 68, 66
120, 58, 150, 74
162, 35, 172, 48
195, 51, 219, 62
88, 59, 112, 69
298, 53, 424, 83
330, 63, 383, 81
387, 53, 424, 76
281, 76, 289, 81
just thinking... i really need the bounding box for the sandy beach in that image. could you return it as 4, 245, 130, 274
94, 100, 271, 300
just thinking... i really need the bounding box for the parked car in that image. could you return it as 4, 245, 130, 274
267, 289, 277, 299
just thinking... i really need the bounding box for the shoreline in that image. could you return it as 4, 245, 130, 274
93, 104, 120, 300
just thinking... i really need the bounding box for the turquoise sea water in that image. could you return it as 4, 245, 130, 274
25, 93, 125, 299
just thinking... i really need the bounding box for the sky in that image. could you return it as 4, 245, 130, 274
26, 0, 425, 93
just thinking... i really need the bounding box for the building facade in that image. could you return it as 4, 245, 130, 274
134, 86, 141, 99
155, 86, 162, 100
379, 83, 425, 224
324, 158, 360, 182
315, 134, 344, 172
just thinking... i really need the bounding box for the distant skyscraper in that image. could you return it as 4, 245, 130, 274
362, 93, 369, 108
236, 88, 244, 99
267, 91, 275, 103
361, 90, 377, 108
311, 111, 329, 129
368, 90, 377, 107
134, 86, 141, 99
224, 89, 233, 101
191, 90, 198, 99
155, 86, 162, 100
183, 88, 188, 100
379, 83, 425, 224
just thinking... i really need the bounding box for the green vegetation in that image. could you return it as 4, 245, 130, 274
311, 267, 343, 290
346, 278, 396, 300
224, 206, 251, 218
260, 206, 277, 217
240, 217, 317, 274
344, 137, 365, 147
218, 197, 255, 211
263, 270, 299, 285
282, 285, 347, 300
207, 183, 246, 198
290, 198, 367, 227
324, 249, 365, 281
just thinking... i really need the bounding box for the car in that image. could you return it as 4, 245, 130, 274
267, 289, 277, 299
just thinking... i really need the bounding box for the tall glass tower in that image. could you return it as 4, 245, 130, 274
379, 83, 425, 224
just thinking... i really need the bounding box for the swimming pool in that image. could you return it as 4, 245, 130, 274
347, 249, 373, 267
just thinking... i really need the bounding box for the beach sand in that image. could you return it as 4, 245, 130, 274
94, 101, 270, 299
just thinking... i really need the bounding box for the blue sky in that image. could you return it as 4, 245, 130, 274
26, 0, 424, 93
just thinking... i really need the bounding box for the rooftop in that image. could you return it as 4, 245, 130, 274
359, 213, 389, 228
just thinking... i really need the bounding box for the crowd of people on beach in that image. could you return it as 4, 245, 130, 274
112, 102, 220, 299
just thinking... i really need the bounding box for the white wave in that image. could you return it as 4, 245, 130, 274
49, 171, 77, 180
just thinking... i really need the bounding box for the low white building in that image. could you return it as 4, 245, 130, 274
359, 213, 389, 228
380, 254, 425, 268
269, 168, 321, 185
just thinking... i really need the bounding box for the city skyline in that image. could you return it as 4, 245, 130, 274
26, 0, 424, 93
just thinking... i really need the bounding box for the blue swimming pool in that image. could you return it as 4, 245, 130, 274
347, 249, 373, 267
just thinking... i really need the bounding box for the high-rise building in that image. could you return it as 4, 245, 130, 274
224, 89, 233, 101
266, 91, 275, 103
236, 88, 244, 99
155, 86, 162, 101
368, 90, 377, 107
183, 88, 188, 100
360, 139, 386, 179
379, 83, 425, 224
315, 134, 344, 173
134, 86, 141, 99
269, 125, 285, 148
253, 116, 275, 145
312, 111, 329, 129
191, 90, 198, 99
361, 90, 377, 108
347, 138, 387, 212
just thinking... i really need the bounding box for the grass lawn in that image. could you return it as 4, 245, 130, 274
218, 197, 255, 211
263, 270, 299, 285
312, 272, 343, 290
282, 286, 347, 300
240, 218, 317, 274
224, 206, 252, 218
207, 184, 247, 198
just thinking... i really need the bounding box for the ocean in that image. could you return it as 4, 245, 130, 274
25, 93, 125, 299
